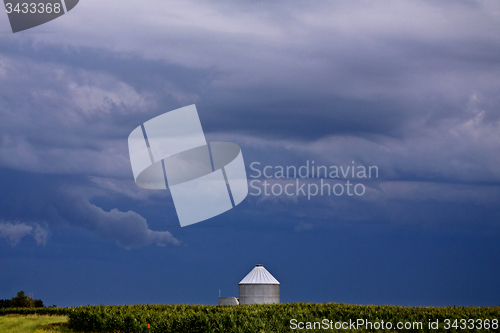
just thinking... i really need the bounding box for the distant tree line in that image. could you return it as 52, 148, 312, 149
0, 291, 45, 308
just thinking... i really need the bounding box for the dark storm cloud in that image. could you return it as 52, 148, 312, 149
3, 38, 411, 143
0, 38, 217, 99
0, 38, 215, 139
0, 168, 180, 248
4, 32, 498, 146
199, 91, 408, 140
0, 0, 498, 239
0, 43, 217, 177
2, 0, 499, 142
194, 32, 500, 140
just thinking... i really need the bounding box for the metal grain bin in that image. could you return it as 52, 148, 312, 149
238, 264, 280, 304
218, 297, 239, 306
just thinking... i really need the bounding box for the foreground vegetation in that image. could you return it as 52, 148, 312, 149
0, 314, 69, 333
1, 303, 499, 332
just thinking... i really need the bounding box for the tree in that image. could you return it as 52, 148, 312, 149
10, 291, 30, 308
0, 299, 11, 308
4, 291, 45, 308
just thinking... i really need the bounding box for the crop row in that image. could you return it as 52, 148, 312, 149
68, 303, 500, 333
0, 306, 72, 316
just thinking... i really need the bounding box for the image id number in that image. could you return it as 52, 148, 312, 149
444, 318, 498, 330
5, 2, 61, 14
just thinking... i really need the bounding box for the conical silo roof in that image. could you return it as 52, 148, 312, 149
239, 264, 280, 285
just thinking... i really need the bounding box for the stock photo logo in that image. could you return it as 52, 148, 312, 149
4, 0, 79, 33
128, 105, 249, 227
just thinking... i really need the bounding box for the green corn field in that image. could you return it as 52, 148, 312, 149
1, 303, 499, 332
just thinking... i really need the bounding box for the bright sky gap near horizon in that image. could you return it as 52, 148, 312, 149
0, 0, 499, 307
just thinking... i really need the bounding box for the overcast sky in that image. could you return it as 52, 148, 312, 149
0, 0, 499, 307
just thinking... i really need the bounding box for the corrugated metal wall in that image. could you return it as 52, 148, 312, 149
239, 284, 280, 304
